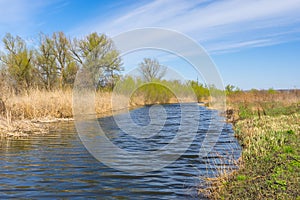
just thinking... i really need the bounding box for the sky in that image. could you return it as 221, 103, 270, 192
0, 0, 300, 90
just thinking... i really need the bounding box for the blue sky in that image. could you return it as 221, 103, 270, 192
0, 0, 300, 89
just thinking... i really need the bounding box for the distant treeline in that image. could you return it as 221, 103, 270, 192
0, 32, 234, 103
115, 75, 216, 104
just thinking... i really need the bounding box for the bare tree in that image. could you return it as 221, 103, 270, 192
138, 58, 166, 82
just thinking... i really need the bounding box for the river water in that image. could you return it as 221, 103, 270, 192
0, 104, 241, 199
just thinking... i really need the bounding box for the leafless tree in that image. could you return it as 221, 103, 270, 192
138, 58, 166, 82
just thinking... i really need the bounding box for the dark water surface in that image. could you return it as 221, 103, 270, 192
0, 104, 241, 199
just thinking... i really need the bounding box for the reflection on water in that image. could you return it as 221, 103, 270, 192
0, 104, 241, 199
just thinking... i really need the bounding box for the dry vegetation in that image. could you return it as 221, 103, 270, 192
4, 89, 73, 120
227, 89, 300, 118
0, 89, 120, 137
1, 89, 136, 120
0, 88, 193, 137
0, 116, 49, 139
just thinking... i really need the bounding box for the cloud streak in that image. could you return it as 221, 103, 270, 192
75, 0, 300, 54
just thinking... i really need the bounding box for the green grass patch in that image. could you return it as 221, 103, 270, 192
236, 175, 247, 181
205, 114, 300, 199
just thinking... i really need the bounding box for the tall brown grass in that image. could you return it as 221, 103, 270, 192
228, 89, 300, 105
4, 89, 73, 120
0, 89, 124, 137
2, 89, 124, 121
3, 88, 299, 121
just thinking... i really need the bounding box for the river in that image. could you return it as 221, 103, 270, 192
0, 104, 241, 199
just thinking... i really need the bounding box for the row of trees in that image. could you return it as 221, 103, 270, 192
0, 30, 232, 103
0, 32, 122, 93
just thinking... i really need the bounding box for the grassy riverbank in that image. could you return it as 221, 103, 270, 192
201, 90, 300, 199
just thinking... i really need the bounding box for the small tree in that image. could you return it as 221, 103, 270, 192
52, 32, 77, 89
35, 32, 78, 90
70, 32, 122, 88
35, 33, 57, 90
138, 58, 166, 82
0, 33, 34, 92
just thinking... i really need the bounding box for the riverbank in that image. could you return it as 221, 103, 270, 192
0, 90, 109, 138
1, 89, 300, 199
200, 91, 300, 199
0, 89, 196, 138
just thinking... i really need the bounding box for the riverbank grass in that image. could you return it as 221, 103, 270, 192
202, 103, 300, 199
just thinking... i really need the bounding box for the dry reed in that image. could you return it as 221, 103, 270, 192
0, 89, 122, 137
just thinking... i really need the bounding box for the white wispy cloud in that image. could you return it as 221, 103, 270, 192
74, 0, 300, 54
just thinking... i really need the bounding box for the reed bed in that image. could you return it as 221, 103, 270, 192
0, 89, 116, 137
227, 89, 300, 105
0, 88, 195, 137
5, 89, 73, 120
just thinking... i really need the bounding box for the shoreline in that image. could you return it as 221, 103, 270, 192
0, 97, 203, 139
199, 104, 300, 199
0, 102, 234, 140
